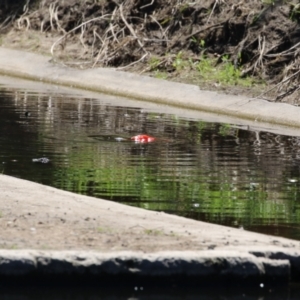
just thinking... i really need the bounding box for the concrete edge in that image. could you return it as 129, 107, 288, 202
0, 249, 294, 287
0, 47, 300, 129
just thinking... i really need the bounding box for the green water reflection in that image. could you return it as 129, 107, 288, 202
1, 84, 300, 240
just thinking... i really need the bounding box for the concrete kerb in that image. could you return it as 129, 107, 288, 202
0, 250, 292, 287
1, 47, 300, 129
1, 47, 300, 286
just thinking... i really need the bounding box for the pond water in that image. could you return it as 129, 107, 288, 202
2, 76, 300, 241
1, 285, 299, 300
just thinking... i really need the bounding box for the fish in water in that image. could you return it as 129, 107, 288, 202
131, 134, 156, 143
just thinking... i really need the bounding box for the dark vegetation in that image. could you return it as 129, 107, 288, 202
1, 0, 300, 103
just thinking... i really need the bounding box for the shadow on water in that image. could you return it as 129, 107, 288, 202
2, 77, 300, 240
2, 284, 300, 300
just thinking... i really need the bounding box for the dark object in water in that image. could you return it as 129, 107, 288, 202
32, 157, 50, 164
25, 111, 31, 117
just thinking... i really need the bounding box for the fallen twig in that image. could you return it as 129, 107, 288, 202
206, 0, 225, 24
140, 0, 154, 10
50, 14, 112, 57
119, 4, 144, 50
117, 53, 148, 70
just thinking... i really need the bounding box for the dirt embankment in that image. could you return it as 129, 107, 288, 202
1, 0, 300, 104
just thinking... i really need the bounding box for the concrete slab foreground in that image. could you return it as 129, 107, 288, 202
0, 174, 300, 286
0, 250, 291, 286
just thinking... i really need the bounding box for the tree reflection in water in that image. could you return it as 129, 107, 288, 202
1, 84, 300, 241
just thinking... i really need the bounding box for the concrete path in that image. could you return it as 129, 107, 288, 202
1, 47, 300, 287
0, 174, 299, 287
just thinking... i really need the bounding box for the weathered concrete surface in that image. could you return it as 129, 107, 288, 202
1, 174, 300, 253
0, 174, 300, 286
0, 47, 300, 129
1, 73, 300, 139
0, 249, 291, 286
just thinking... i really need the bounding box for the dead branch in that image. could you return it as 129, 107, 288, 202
150, 15, 168, 42
206, 0, 226, 24
16, 6, 30, 29
167, 21, 225, 51
252, 69, 300, 101
119, 4, 145, 50
275, 86, 300, 102
117, 52, 148, 70
254, 34, 266, 73
50, 14, 112, 57
140, 0, 154, 10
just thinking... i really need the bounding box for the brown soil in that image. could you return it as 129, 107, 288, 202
1, 0, 300, 104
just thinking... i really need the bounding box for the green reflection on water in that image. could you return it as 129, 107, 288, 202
47, 122, 300, 240
2, 88, 300, 240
